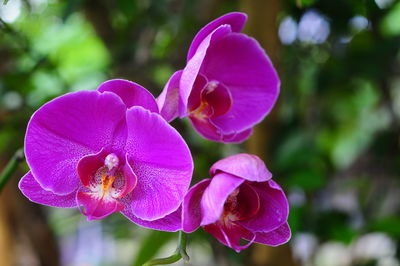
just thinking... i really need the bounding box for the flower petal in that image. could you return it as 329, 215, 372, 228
230, 183, 260, 221
189, 116, 223, 142
254, 222, 291, 246
122, 205, 182, 232
156, 70, 182, 122
118, 155, 138, 198
210, 153, 272, 182
187, 74, 208, 112
203, 221, 255, 252
77, 149, 107, 187
180, 25, 232, 116
200, 172, 244, 225
182, 179, 211, 233
19, 172, 77, 208
187, 12, 247, 61
124, 106, 193, 221
25, 90, 127, 195
221, 128, 253, 143
203, 33, 280, 133
98, 79, 159, 113
77, 191, 124, 221
238, 180, 289, 232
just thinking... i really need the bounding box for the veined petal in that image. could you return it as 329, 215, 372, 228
157, 70, 182, 122
19, 172, 77, 208
182, 179, 211, 233
200, 173, 244, 225
203, 33, 280, 133
25, 90, 127, 195
124, 106, 193, 221
187, 12, 247, 61
238, 180, 289, 232
210, 153, 272, 182
98, 79, 159, 113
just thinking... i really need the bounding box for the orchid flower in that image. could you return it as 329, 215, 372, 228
19, 80, 193, 231
157, 12, 280, 143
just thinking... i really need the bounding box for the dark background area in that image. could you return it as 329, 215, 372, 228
0, 0, 399, 265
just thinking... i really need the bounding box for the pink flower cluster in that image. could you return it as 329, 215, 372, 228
19, 12, 290, 252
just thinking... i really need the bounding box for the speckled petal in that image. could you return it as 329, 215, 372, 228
25, 90, 127, 195
124, 106, 193, 221
19, 172, 77, 208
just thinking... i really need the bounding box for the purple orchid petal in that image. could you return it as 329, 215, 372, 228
189, 116, 223, 142
124, 106, 193, 221
25, 90, 127, 195
123, 205, 182, 232
157, 70, 182, 122
254, 222, 291, 246
119, 155, 138, 198
182, 179, 211, 233
221, 128, 253, 143
203, 221, 255, 253
180, 25, 232, 116
19, 172, 77, 208
77, 149, 107, 187
238, 180, 289, 232
188, 79, 232, 119
201, 81, 232, 117
203, 33, 280, 134
77, 191, 124, 221
187, 12, 247, 61
98, 79, 159, 113
210, 153, 272, 182
229, 183, 260, 221
200, 173, 244, 225
187, 74, 208, 112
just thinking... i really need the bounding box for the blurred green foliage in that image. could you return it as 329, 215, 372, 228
1, 0, 399, 265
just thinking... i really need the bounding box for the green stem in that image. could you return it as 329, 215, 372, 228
0, 149, 24, 193
142, 231, 189, 266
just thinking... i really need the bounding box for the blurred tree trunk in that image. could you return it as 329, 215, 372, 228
0, 162, 60, 266
240, 1, 297, 266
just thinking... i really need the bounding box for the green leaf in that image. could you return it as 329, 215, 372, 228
131, 230, 175, 266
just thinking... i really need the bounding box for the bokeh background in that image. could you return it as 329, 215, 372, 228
1, 0, 400, 265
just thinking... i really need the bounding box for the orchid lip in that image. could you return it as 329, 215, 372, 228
220, 183, 260, 223
76, 150, 138, 220
188, 80, 232, 120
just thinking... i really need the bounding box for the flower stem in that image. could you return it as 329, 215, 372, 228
0, 149, 24, 193
142, 231, 189, 266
